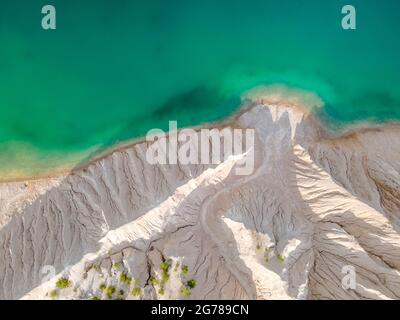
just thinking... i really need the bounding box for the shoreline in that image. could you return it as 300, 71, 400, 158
2, 95, 400, 184
0, 102, 254, 184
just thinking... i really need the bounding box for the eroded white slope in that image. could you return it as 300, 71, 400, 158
1, 102, 400, 300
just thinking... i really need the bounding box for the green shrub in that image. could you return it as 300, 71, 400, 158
91, 296, 100, 300
49, 289, 58, 298
99, 283, 107, 291
160, 261, 172, 286
119, 273, 132, 285
277, 255, 285, 262
161, 273, 170, 286
132, 287, 142, 297
160, 261, 171, 273
149, 276, 159, 286
180, 286, 191, 297
181, 265, 189, 275
112, 262, 122, 270
186, 279, 196, 289
56, 277, 71, 289
106, 286, 116, 299
119, 289, 125, 296
158, 287, 165, 296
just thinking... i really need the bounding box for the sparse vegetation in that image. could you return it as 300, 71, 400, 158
149, 276, 159, 286
49, 289, 58, 298
186, 279, 196, 289
181, 265, 189, 275
91, 296, 100, 300
160, 261, 171, 273
277, 254, 285, 262
256, 244, 261, 250
158, 287, 165, 296
180, 286, 191, 297
99, 283, 107, 291
119, 272, 132, 285
119, 289, 125, 296
132, 287, 142, 297
112, 262, 122, 270
106, 285, 116, 299
161, 272, 170, 285
159, 260, 172, 292
93, 264, 101, 272
56, 277, 71, 289
160, 261, 171, 277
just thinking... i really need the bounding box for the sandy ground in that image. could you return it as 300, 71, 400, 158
1, 94, 400, 300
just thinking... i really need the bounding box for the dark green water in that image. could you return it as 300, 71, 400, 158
1, 0, 400, 178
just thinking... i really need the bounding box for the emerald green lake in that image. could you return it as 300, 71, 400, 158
1, 0, 400, 178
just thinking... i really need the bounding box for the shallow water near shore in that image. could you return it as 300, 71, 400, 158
1, 0, 400, 179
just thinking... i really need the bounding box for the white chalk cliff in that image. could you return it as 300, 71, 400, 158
1, 98, 400, 300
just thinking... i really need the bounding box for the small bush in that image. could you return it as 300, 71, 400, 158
112, 262, 122, 270
99, 283, 107, 291
106, 286, 116, 299
161, 273, 170, 286
186, 279, 196, 289
149, 276, 159, 286
119, 289, 125, 296
277, 255, 285, 262
56, 277, 71, 289
158, 287, 165, 296
49, 290, 58, 298
119, 273, 132, 285
160, 261, 172, 286
160, 261, 171, 273
181, 265, 189, 275
180, 286, 191, 297
132, 287, 141, 297
91, 296, 100, 300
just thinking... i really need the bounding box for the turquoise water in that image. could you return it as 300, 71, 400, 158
0, 0, 400, 178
